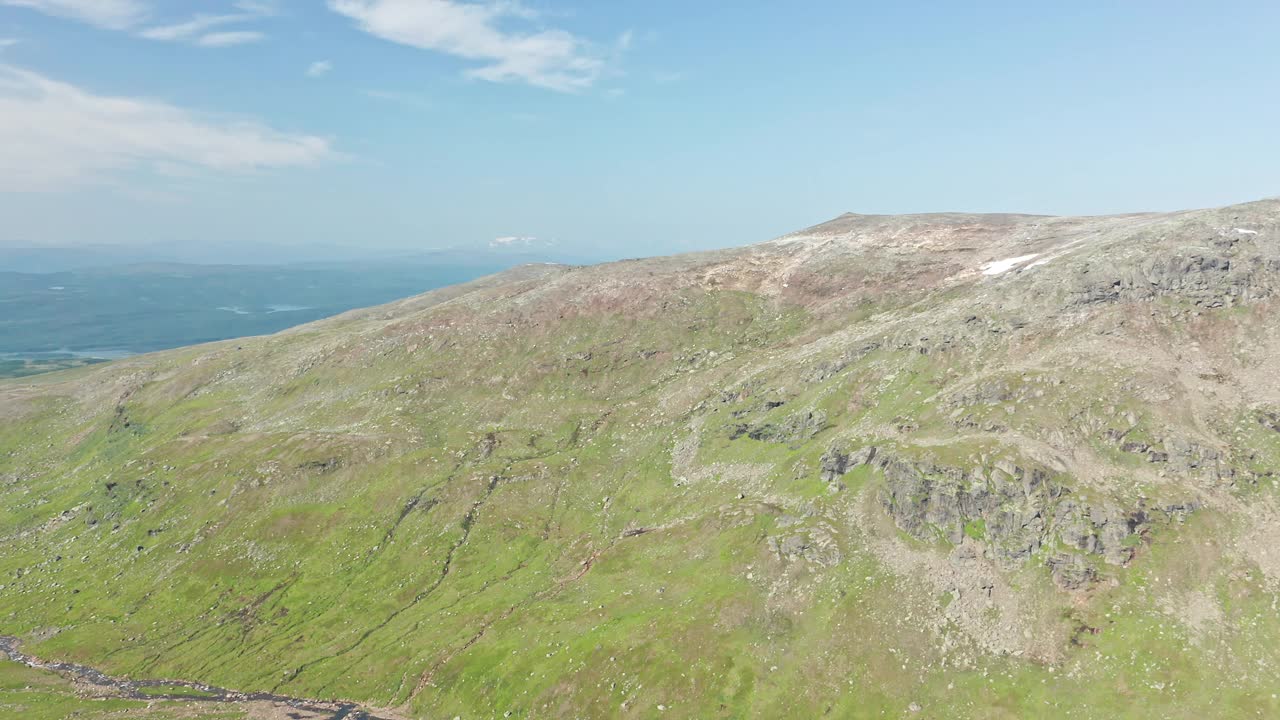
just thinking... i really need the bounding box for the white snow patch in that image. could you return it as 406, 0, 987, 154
760, 233, 822, 247
980, 254, 1040, 276
1235, 228, 1258, 235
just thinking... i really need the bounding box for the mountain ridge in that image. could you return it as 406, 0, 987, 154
2, 198, 1279, 718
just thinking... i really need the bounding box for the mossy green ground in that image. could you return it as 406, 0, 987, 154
2, 271, 1278, 718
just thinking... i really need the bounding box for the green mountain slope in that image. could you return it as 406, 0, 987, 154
3, 201, 1280, 718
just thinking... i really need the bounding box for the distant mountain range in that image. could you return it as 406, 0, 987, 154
0, 242, 600, 274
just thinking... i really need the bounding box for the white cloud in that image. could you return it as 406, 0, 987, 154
139, 13, 244, 41
0, 38, 18, 49
232, 0, 280, 16
138, 4, 274, 47
12, 1, 277, 47
0, 64, 333, 191
328, 0, 605, 92
0, 0, 148, 29
306, 60, 333, 78
195, 30, 264, 47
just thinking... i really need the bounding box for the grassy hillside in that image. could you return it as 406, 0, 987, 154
2, 204, 1280, 718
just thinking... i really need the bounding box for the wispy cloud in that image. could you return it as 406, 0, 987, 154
139, 4, 274, 47
306, 60, 333, 78
139, 13, 244, 41
195, 30, 264, 47
231, 0, 280, 16
328, 0, 608, 92
5, 1, 275, 46
0, 0, 148, 29
0, 38, 18, 49
0, 64, 333, 191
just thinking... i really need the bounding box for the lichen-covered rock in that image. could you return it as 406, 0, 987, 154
803, 342, 880, 383
1164, 437, 1233, 484
1054, 499, 1145, 566
877, 453, 1161, 574
1106, 430, 1236, 485
1066, 243, 1279, 309
1047, 553, 1097, 590
819, 444, 876, 482
733, 409, 829, 445
877, 454, 1061, 569
1257, 410, 1280, 433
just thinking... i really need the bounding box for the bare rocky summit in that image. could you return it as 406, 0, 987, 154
2, 199, 1280, 718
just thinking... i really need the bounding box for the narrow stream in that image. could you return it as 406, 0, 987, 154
0, 637, 390, 719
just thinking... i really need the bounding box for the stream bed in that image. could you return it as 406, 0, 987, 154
0, 636, 391, 719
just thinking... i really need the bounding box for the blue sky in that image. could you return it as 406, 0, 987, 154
1, 1, 1278, 259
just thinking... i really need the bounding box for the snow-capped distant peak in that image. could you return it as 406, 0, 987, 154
490, 236, 555, 249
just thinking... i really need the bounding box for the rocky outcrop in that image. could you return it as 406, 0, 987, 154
1046, 553, 1097, 590
876, 455, 1064, 569
1053, 500, 1145, 566
730, 409, 828, 445
887, 315, 1027, 357
1067, 241, 1279, 309
1106, 429, 1236, 484
1164, 437, 1234, 484
952, 379, 1017, 406
856, 451, 1198, 585
819, 445, 876, 482
1257, 410, 1280, 433
803, 342, 880, 383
